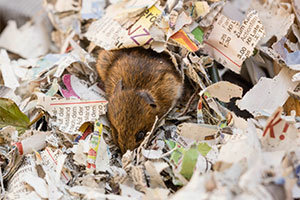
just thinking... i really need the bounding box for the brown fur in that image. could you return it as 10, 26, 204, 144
96, 48, 183, 154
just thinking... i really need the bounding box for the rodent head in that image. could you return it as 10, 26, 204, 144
107, 81, 157, 154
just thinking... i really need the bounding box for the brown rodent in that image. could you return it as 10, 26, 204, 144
96, 48, 183, 154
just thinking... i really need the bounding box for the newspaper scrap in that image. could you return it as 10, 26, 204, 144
288, 83, 300, 100
44, 0, 81, 34
25, 53, 78, 81
86, 121, 102, 171
85, 4, 162, 50
81, 0, 106, 20
272, 37, 300, 71
6, 154, 38, 199
60, 74, 106, 100
167, 11, 192, 38
203, 10, 265, 73
144, 161, 167, 188
194, 1, 210, 18
217, 122, 260, 165
55, 0, 80, 12
22, 40, 95, 81
171, 29, 199, 52
201, 81, 243, 103
13, 131, 50, 155
237, 67, 298, 115
293, 73, 300, 82
200, 90, 227, 121
72, 139, 89, 166
250, 0, 295, 45
85, 15, 126, 50
261, 107, 299, 151
0, 86, 21, 105
0, 20, 50, 58
95, 129, 110, 172
24, 173, 48, 198
37, 96, 108, 135
0, 50, 19, 90
40, 147, 72, 184
222, 0, 251, 22
177, 123, 218, 141
105, 0, 157, 23
293, 0, 300, 23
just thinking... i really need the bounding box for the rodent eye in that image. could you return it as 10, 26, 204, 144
135, 131, 146, 142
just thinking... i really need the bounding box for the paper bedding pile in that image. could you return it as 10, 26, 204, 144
0, 0, 299, 199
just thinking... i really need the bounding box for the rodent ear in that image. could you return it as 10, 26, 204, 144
138, 91, 156, 108
114, 79, 124, 93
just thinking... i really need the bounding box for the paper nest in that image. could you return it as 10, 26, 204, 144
0, 0, 300, 199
